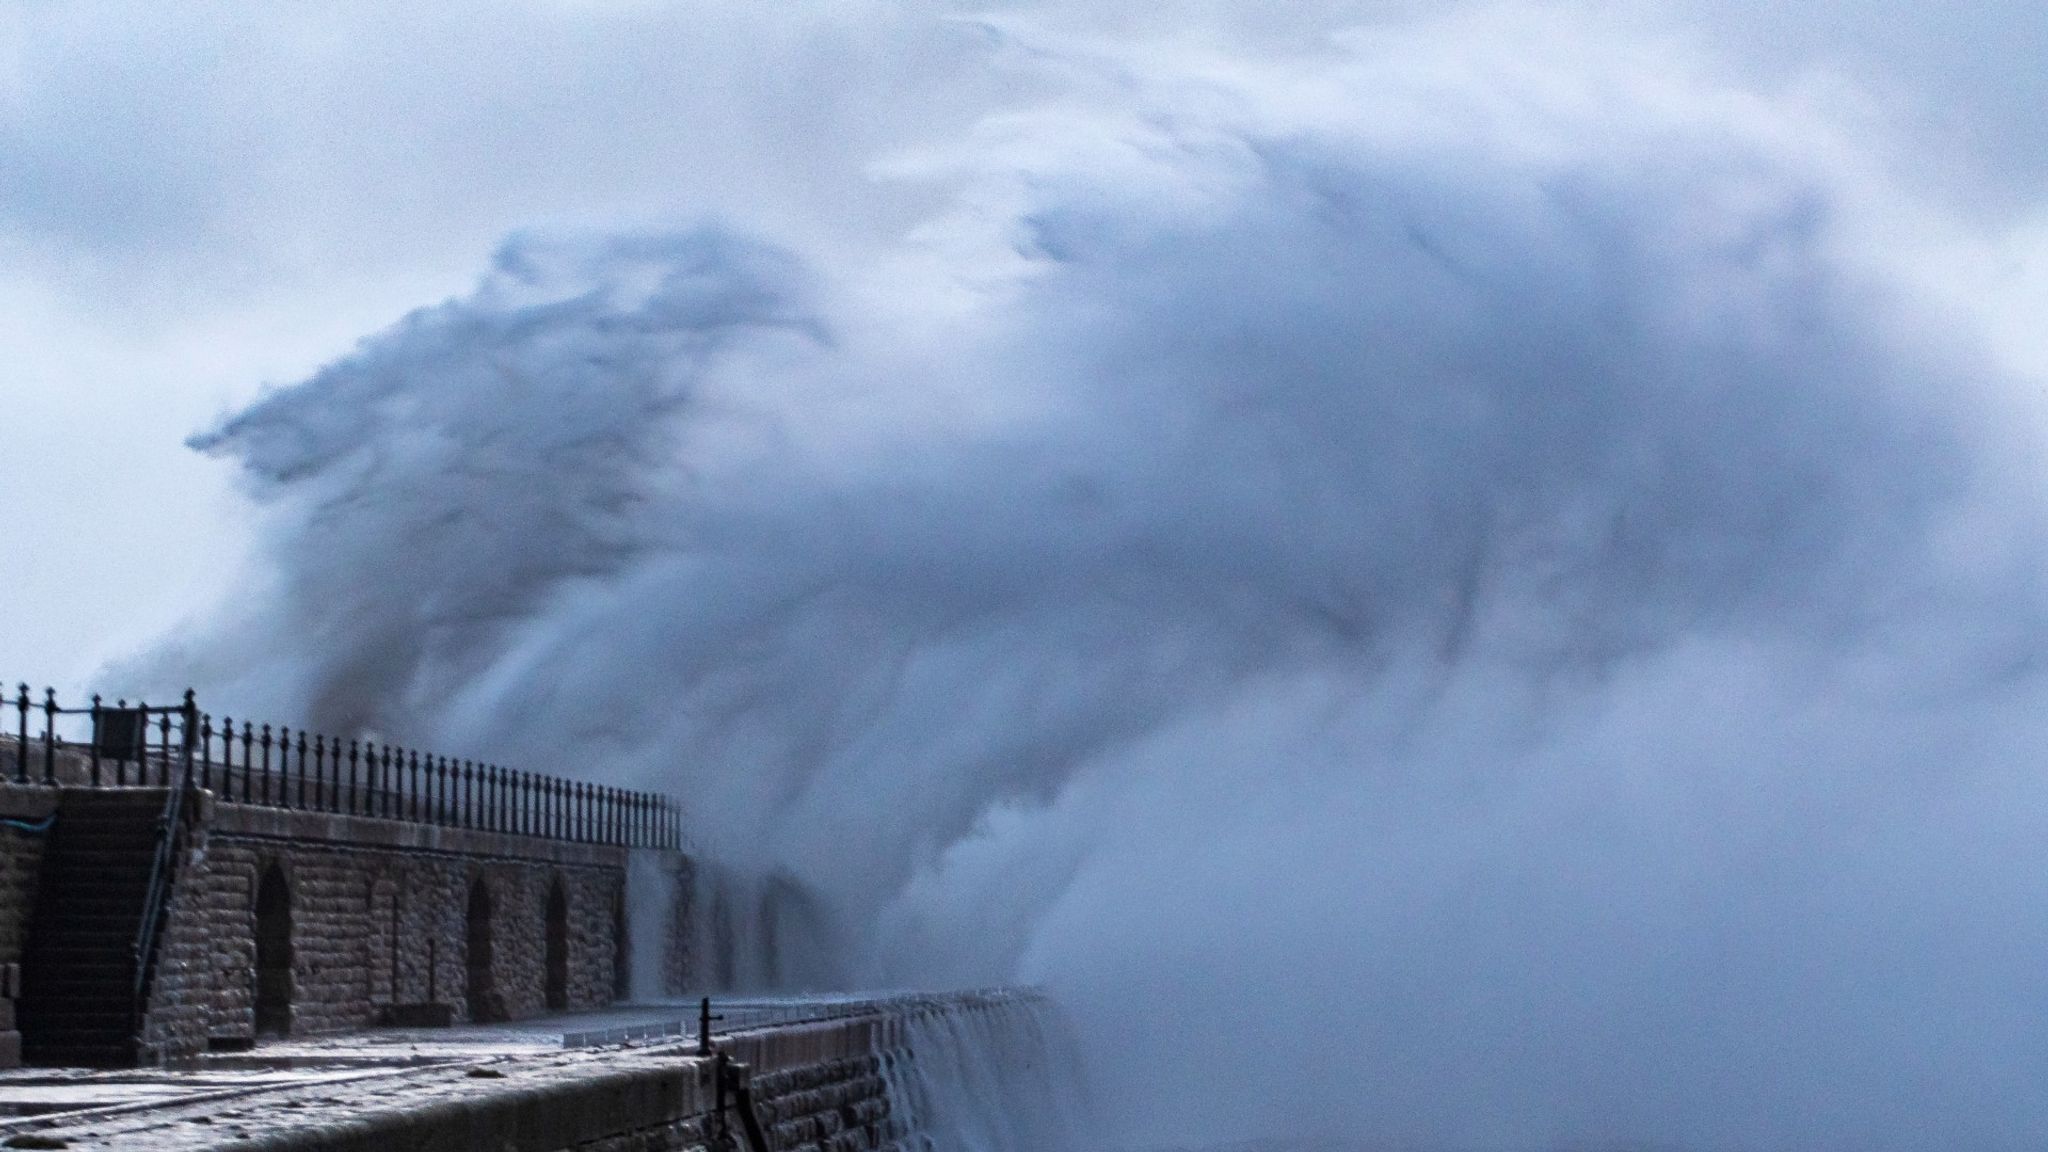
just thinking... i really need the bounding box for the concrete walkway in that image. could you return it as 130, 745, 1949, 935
0, 994, 927, 1146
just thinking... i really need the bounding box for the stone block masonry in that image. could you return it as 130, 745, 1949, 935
139, 796, 642, 1060
0, 785, 55, 1068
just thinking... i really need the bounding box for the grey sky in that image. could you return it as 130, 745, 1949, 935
1, 0, 2043, 690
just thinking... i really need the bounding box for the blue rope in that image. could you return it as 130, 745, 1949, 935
0, 813, 55, 834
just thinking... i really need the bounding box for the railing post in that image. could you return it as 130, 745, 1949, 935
408, 751, 420, 821
89, 695, 103, 788
199, 713, 213, 794
311, 731, 326, 811
345, 739, 358, 817
42, 688, 58, 785
244, 721, 257, 803
270, 727, 286, 806
14, 684, 29, 784
156, 707, 172, 786
180, 689, 197, 788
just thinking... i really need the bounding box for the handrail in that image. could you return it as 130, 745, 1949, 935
3, 681, 684, 851
130, 695, 196, 1033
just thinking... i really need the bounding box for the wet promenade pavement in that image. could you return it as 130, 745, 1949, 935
0, 995, 909, 1147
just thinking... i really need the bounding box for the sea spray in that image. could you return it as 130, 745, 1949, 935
876, 991, 1092, 1152
156, 9, 2048, 1149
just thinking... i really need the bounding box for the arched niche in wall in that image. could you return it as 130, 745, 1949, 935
545, 876, 570, 1012
465, 875, 501, 1022
254, 861, 293, 1036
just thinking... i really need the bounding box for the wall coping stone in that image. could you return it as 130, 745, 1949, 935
211, 800, 637, 869
0, 785, 59, 821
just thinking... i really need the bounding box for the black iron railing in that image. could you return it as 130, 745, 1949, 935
2, 683, 681, 850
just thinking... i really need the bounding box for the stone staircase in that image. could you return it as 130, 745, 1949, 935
18, 789, 175, 1067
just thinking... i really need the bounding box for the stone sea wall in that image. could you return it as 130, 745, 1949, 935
140, 993, 1053, 1152
141, 798, 638, 1059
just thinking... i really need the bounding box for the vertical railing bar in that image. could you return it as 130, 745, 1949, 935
180, 690, 196, 789
14, 684, 28, 785
89, 695, 103, 789
41, 688, 57, 785
258, 725, 274, 807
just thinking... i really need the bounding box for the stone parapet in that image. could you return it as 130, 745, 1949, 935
213, 800, 634, 869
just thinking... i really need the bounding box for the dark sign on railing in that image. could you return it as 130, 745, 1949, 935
2, 683, 682, 851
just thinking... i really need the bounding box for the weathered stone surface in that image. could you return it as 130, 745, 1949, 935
140, 815, 634, 1059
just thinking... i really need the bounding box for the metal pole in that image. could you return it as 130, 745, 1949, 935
42, 688, 58, 784
89, 695, 103, 788
180, 690, 196, 788
14, 684, 29, 785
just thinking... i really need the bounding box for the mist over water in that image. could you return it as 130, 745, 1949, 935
153, 9, 2048, 1151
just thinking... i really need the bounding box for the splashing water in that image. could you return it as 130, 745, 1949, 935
146, 9, 2048, 1151
877, 993, 1091, 1152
